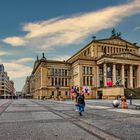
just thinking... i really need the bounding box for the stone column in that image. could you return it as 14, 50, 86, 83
96, 65, 100, 87
113, 63, 116, 86
121, 64, 125, 86
129, 65, 133, 88
78, 64, 82, 93
137, 65, 140, 87
103, 63, 107, 87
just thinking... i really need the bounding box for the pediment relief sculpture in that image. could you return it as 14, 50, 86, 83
110, 53, 140, 60
99, 39, 134, 47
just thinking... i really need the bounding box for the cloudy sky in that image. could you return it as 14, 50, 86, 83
1, 0, 140, 91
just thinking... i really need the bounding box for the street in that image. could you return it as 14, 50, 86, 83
0, 99, 139, 140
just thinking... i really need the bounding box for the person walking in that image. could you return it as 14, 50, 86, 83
77, 93, 85, 116
129, 94, 132, 105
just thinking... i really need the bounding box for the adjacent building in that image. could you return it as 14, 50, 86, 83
0, 64, 15, 98
24, 30, 140, 99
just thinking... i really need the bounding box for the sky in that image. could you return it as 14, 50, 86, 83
0, 0, 140, 91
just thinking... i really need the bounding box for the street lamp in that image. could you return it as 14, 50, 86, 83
56, 85, 60, 100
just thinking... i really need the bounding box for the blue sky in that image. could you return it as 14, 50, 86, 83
0, 0, 140, 91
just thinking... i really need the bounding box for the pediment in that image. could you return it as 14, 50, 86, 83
32, 60, 40, 73
109, 52, 140, 60
98, 37, 135, 47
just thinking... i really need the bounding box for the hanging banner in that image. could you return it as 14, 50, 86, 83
70, 86, 79, 93
107, 79, 112, 87
82, 86, 90, 94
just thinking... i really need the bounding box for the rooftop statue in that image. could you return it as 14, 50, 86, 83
111, 28, 121, 37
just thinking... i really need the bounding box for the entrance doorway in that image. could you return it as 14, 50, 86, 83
97, 91, 103, 99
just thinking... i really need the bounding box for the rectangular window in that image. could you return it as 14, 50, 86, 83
125, 70, 128, 76
65, 91, 68, 96
87, 67, 89, 75
65, 70, 67, 76
108, 47, 109, 53
90, 67, 92, 75
52, 78, 54, 86
83, 76, 85, 85
59, 78, 61, 86
62, 69, 64, 76
52, 68, 54, 76
58, 69, 61, 76
87, 76, 89, 86
62, 78, 64, 86
55, 78, 57, 86
65, 79, 67, 86
87, 48, 89, 54
55, 69, 57, 76
83, 66, 85, 74
85, 76, 87, 85
59, 91, 61, 96
90, 76, 92, 86
133, 69, 135, 77
100, 68, 103, 75
52, 91, 54, 96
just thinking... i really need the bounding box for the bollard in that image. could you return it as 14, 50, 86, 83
121, 96, 128, 109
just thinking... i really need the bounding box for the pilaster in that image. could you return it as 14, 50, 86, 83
103, 63, 107, 87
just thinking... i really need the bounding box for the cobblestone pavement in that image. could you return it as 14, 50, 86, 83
0, 99, 139, 140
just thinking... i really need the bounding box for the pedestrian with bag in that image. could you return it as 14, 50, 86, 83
77, 93, 85, 116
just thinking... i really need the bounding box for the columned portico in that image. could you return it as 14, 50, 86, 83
97, 62, 140, 89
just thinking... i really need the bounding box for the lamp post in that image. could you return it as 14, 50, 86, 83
56, 85, 60, 100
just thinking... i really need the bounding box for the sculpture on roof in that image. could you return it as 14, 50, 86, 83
111, 28, 121, 37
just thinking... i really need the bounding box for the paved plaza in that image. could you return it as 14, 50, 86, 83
0, 99, 139, 140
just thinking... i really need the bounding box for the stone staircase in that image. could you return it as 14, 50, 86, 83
124, 88, 140, 99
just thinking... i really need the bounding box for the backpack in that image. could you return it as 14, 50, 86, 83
78, 95, 84, 104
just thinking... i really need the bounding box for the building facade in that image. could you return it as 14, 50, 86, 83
0, 64, 15, 98
25, 31, 140, 99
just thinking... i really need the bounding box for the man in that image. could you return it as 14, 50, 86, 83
77, 93, 85, 116
129, 94, 132, 105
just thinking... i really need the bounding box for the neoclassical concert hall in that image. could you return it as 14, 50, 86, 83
23, 29, 140, 99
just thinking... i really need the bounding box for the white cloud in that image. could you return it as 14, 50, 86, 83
16, 57, 34, 63
133, 26, 140, 31
2, 0, 140, 51
0, 51, 10, 56
3, 36, 25, 46
50, 55, 71, 61
3, 62, 32, 79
